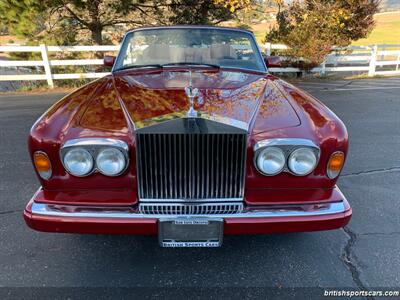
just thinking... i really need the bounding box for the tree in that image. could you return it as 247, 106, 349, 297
0, 0, 257, 45
0, 0, 157, 45
39, 0, 146, 45
0, 0, 46, 42
265, 0, 379, 69
151, 0, 236, 25
213, 0, 252, 12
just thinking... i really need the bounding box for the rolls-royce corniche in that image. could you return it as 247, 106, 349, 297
24, 26, 351, 247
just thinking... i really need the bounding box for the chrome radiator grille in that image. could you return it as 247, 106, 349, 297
136, 133, 247, 200
139, 202, 244, 215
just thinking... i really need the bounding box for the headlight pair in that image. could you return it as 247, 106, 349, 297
61, 138, 128, 177
254, 139, 320, 176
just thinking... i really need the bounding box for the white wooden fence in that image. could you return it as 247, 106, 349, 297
0, 44, 119, 88
1, 43, 400, 88
264, 43, 400, 76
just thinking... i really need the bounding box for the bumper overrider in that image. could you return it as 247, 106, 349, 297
24, 186, 352, 237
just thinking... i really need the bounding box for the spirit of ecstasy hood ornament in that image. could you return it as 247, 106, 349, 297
184, 69, 199, 118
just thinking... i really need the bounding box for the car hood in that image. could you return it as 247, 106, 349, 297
111, 69, 300, 134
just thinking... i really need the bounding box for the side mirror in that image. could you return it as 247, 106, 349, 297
104, 55, 116, 67
264, 55, 282, 68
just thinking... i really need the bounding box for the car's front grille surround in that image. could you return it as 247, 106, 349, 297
139, 202, 244, 215
136, 133, 247, 201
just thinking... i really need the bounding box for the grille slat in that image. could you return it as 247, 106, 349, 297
168, 135, 172, 198
210, 135, 214, 199
173, 135, 177, 199
205, 135, 209, 198
139, 202, 244, 215
137, 133, 247, 201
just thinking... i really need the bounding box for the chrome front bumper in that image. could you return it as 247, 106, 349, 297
24, 186, 352, 235
30, 200, 347, 219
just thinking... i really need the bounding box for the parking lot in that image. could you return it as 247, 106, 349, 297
0, 77, 399, 296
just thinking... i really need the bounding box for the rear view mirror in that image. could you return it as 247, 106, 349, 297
103, 55, 116, 67
264, 56, 282, 68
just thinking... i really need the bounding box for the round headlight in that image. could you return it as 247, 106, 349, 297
288, 147, 317, 176
63, 148, 94, 176
96, 148, 126, 176
256, 147, 286, 175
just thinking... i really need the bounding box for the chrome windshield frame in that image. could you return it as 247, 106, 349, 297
112, 26, 267, 74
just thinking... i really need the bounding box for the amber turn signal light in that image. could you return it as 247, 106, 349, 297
327, 151, 345, 179
33, 151, 52, 180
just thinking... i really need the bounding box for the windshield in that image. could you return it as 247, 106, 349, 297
114, 27, 266, 72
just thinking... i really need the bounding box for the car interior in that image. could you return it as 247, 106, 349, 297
132, 43, 262, 70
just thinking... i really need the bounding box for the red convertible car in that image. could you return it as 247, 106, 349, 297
24, 26, 351, 247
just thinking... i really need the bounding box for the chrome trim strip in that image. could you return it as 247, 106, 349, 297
198, 112, 249, 131
62, 138, 129, 151
253, 138, 319, 152
30, 201, 346, 219
139, 197, 244, 203
134, 112, 249, 132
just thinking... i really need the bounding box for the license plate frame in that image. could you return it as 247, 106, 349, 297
158, 218, 223, 248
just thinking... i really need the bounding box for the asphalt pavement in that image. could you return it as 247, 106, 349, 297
0, 77, 399, 298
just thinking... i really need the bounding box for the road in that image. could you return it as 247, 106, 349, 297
0, 77, 399, 298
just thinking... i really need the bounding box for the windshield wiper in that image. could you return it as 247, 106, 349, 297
115, 64, 163, 71
115, 62, 220, 72
161, 62, 220, 69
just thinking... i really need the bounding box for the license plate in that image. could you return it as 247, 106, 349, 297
158, 218, 223, 247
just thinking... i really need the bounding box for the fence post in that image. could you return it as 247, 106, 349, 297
380, 45, 385, 61
265, 42, 271, 56
368, 45, 378, 77
320, 60, 326, 76
40, 44, 54, 88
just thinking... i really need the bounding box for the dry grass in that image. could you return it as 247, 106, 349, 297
251, 11, 400, 46
0, 85, 73, 95
252, 21, 275, 43
352, 11, 400, 45
0, 35, 23, 45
